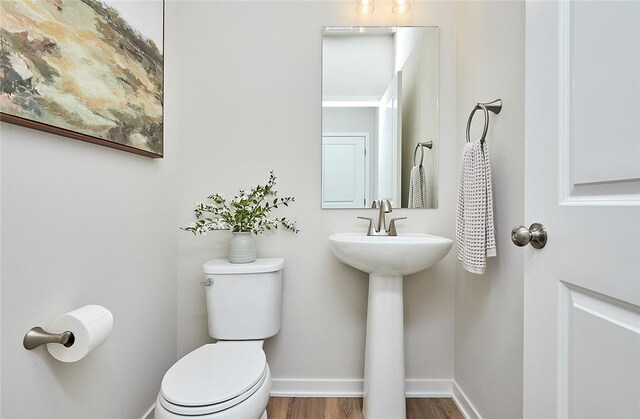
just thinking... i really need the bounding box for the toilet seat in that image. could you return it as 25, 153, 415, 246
159, 342, 267, 416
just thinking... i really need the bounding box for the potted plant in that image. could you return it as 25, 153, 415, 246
182, 171, 298, 263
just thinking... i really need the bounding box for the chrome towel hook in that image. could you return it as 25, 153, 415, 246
413, 141, 433, 167
466, 99, 502, 143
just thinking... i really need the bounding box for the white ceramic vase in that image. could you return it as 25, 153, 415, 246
228, 232, 257, 263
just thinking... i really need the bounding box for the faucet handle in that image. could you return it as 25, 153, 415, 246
388, 217, 407, 236
357, 216, 375, 236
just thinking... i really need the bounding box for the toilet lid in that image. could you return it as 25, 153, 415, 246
160, 342, 267, 408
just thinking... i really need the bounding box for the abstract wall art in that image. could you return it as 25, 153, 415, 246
0, 0, 164, 157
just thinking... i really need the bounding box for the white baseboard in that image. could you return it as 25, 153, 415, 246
271, 378, 452, 398
405, 379, 453, 397
271, 378, 363, 397
452, 381, 482, 419
141, 402, 155, 419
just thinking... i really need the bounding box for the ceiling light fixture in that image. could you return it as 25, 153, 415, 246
356, 0, 375, 15
392, 0, 411, 14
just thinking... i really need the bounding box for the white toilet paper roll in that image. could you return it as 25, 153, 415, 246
47, 305, 113, 363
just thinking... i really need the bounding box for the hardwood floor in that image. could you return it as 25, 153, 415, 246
266, 397, 464, 419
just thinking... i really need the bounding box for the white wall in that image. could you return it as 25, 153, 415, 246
454, 2, 525, 418
176, 0, 459, 391
322, 35, 394, 100
394, 26, 423, 71
0, 4, 180, 418
397, 28, 438, 208
322, 107, 376, 136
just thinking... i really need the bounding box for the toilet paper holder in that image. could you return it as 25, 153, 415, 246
23, 327, 75, 350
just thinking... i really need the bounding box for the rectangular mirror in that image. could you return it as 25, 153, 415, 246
322, 26, 439, 209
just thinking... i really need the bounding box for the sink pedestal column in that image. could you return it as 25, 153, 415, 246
363, 274, 405, 419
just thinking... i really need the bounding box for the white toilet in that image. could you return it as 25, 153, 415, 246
154, 258, 284, 419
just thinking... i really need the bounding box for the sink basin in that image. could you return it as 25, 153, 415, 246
329, 233, 453, 276
329, 232, 453, 418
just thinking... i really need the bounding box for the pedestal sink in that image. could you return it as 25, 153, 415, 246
329, 233, 453, 419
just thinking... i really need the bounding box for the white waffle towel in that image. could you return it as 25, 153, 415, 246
456, 141, 496, 274
408, 165, 428, 208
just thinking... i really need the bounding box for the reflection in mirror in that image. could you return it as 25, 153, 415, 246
322, 26, 439, 209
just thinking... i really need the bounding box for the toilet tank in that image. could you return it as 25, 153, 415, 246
203, 258, 283, 340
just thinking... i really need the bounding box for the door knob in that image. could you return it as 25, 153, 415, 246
511, 223, 547, 249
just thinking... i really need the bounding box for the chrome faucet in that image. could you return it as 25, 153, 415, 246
358, 199, 406, 236
372, 199, 392, 233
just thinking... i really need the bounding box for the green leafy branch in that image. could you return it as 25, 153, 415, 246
181, 171, 299, 235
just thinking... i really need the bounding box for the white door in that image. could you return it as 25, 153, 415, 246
377, 71, 402, 206
322, 136, 367, 208
524, 2, 640, 419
